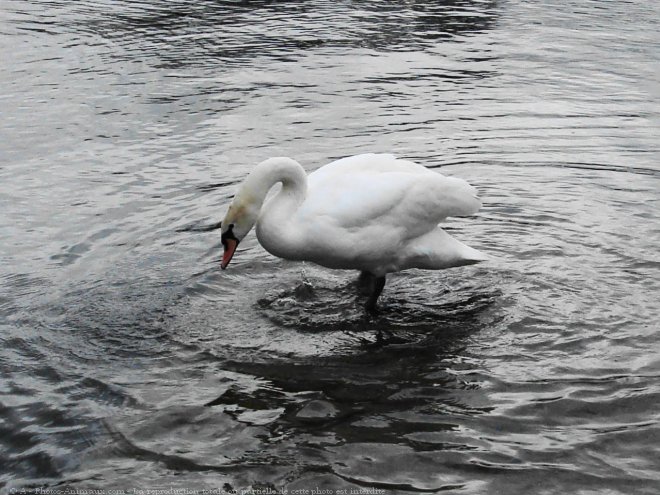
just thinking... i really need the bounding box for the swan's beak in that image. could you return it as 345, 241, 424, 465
221, 238, 238, 269
221, 224, 240, 270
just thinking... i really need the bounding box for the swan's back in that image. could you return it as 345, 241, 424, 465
309, 153, 429, 180
302, 153, 481, 231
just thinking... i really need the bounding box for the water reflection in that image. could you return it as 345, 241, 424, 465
95, 311, 497, 491
64, 0, 500, 69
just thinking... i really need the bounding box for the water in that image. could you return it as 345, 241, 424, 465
1, 0, 659, 492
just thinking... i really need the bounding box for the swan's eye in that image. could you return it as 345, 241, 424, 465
221, 224, 238, 248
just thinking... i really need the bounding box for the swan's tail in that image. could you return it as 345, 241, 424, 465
405, 228, 490, 270
458, 243, 490, 264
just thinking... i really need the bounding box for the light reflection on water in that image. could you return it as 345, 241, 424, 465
1, 0, 659, 493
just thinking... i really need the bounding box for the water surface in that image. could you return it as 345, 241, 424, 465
1, 0, 660, 493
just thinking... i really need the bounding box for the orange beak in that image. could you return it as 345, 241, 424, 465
221, 238, 238, 270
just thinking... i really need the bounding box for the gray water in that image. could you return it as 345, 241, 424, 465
1, 0, 660, 493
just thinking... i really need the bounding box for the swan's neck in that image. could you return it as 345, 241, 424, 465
240, 158, 307, 259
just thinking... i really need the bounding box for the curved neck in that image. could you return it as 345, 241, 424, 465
241, 157, 307, 207
240, 158, 307, 259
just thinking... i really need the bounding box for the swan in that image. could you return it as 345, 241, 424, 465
220, 153, 487, 311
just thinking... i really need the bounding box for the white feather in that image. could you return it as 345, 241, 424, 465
224, 153, 487, 278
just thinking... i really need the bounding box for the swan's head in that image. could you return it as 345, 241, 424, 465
220, 193, 259, 269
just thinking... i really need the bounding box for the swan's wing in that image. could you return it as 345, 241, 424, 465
302, 156, 480, 235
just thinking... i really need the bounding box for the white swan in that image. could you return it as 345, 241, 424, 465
220, 153, 487, 311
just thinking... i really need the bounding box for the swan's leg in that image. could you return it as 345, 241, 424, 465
365, 275, 386, 313
357, 271, 373, 295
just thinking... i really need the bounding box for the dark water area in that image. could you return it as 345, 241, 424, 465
1, 0, 659, 493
